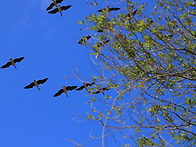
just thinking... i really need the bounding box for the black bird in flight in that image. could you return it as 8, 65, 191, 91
1, 57, 24, 69
46, 0, 63, 11
54, 85, 77, 97
76, 82, 95, 91
98, 5, 120, 13
92, 87, 110, 94
48, 5, 71, 16
78, 36, 91, 44
97, 40, 110, 47
127, 9, 137, 19
24, 78, 48, 90
97, 29, 103, 32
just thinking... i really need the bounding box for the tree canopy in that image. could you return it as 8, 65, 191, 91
73, 0, 196, 146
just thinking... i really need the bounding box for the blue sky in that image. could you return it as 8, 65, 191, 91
0, 0, 153, 146
0, 0, 99, 146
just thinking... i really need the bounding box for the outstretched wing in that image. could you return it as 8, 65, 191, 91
104, 40, 110, 43
110, 7, 120, 11
61, 5, 71, 11
92, 90, 101, 94
76, 85, 84, 91
132, 9, 137, 16
98, 8, 105, 12
13, 57, 24, 63
97, 40, 110, 47
86, 36, 91, 39
53, 89, 64, 97
24, 82, 35, 89
46, 3, 55, 11
127, 9, 137, 18
86, 82, 95, 87
1, 62, 12, 68
102, 87, 110, 91
56, 0, 63, 3
37, 78, 48, 84
97, 29, 103, 32
66, 86, 77, 91
78, 36, 91, 44
48, 8, 59, 14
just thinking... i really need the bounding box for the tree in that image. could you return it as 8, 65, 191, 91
71, 0, 196, 146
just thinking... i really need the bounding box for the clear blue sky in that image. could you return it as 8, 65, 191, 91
0, 0, 152, 146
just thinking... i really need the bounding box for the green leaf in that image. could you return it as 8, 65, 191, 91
77, 21, 84, 25
187, 0, 195, 6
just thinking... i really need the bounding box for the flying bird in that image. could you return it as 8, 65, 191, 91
98, 5, 120, 13
48, 5, 71, 16
78, 36, 91, 44
92, 87, 110, 95
127, 9, 137, 18
54, 85, 77, 97
24, 78, 48, 90
76, 82, 95, 91
46, 0, 63, 11
97, 40, 110, 47
97, 29, 103, 32
1, 57, 24, 69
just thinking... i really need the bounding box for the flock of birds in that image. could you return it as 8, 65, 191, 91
45, 0, 122, 16
2, 1, 136, 97
1, 57, 109, 97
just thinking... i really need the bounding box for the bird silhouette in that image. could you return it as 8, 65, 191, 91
97, 40, 110, 47
1, 57, 24, 69
127, 9, 137, 20
98, 6, 120, 12
24, 78, 48, 90
92, 87, 110, 94
54, 85, 77, 97
46, 0, 63, 11
78, 36, 91, 44
97, 29, 103, 32
76, 82, 95, 91
48, 5, 71, 16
